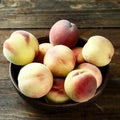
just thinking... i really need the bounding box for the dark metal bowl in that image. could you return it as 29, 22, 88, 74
9, 37, 109, 111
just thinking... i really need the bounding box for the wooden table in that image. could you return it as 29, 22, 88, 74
0, 0, 120, 119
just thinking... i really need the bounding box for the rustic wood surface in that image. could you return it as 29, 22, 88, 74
0, 0, 120, 120
0, 0, 120, 28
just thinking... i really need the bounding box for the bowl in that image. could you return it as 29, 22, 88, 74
9, 36, 109, 111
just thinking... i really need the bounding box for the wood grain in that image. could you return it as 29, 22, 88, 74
0, 0, 119, 29
0, 29, 120, 119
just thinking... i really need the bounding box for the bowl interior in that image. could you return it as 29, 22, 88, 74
9, 36, 109, 109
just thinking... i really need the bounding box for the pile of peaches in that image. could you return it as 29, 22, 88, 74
3, 20, 114, 104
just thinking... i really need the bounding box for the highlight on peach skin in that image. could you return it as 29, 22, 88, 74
82, 35, 114, 67
44, 45, 76, 77
64, 69, 97, 103
18, 63, 53, 98
77, 63, 102, 88
3, 30, 39, 65
45, 78, 69, 104
49, 19, 79, 48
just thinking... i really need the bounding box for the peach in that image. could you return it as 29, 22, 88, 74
72, 47, 85, 64
82, 35, 114, 66
49, 19, 79, 48
39, 43, 53, 56
18, 63, 53, 98
77, 63, 102, 88
34, 43, 53, 63
45, 78, 69, 104
44, 45, 76, 77
64, 69, 97, 103
3, 30, 39, 65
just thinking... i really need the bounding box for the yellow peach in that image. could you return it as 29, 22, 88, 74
44, 45, 76, 77
18, 63, 53, 98
64, 69, 97, 103
49, 19, 79, 48
72, 47, 85, 64
77, 63, 102, 88
82, 35, 114, 66
45, 78, 69, 104
3, 30, 39, 65
35, 43, 53, 63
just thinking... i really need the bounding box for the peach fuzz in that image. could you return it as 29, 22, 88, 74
3, 30, 39, 65
18, 63, 53, 98
49, 19, 79, 48
45, 78, 69, 104
77, 63, 102, 88
35, 43, 53, 63
82, 35, 114, 67
64, 69, 97, 103
44, 45, 76, 77
72, 47, 85, 64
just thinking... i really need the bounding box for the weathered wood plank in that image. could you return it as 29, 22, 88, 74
0, 0, 119, 28
0, 0, 119, 11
